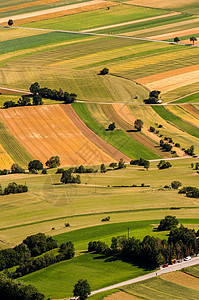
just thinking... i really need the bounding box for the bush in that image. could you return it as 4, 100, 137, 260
185, 145, 195, 156
99, 68, 109, 75
56, 168, 64, 174
157, 161, 172, 169
175, 143, 180, 147
3, 182, 28, 195
42, 169, 47, 174
61, 169, 81, 184
108, 122, 116, 131
46, 156, 60, 168
171, 181, 182, 189
11, 164, 24, 174
28, 160, 43, 172
149, 126, 155, 132
101, 216, 110, 222
158, 215, 179, 231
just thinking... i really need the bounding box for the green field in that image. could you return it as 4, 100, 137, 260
152, 105, 199, 139
183, 264, 199, 278
172, 92, 199, 104
73, 102, 160, 159
21, 252, 152, 299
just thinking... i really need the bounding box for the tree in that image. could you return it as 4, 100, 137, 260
171, 181, 182, 189
185, 145, 195, 156
28, 160, 43, 172
190, 36, 197, 45
144, 160, 150, 171
134, 119, 143, 131
100, 164, 106, 173
8, 19, 13, 26
46, 156, 60, 168
109, 162, 117, 169
158, 215, 179, 231
30, 82, 40, 95
108, 122, 116, 131
11, 164, 24, 174
73, 279, 91, 300
174, 37, 180, 43
4, 100, 16, 108
61, 169, 81, 184
17, 95, 31, 106
157, 160, 172, 170
99, 68, 109, 75
118, 158, 126, 169
33, 94, 43, 105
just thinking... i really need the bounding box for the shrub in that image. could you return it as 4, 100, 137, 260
46, 156, 60, 168
149, 126, 155, 132
108, 122, 116, 131
99, 68, 109, 75
157, 161, 172, 169
101, 216, 110, 222
171, 181, 182, 189
175, 143, 180, 147
42, 169, 47, 174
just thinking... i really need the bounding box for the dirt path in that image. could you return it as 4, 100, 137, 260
0, 0, 107, 24
0, 86, 30, 95
61, 104, 131, 162
83, 12, 180, 32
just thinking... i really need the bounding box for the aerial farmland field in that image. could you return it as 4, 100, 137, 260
0, 0, 199, 299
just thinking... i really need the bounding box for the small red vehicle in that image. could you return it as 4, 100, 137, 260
163, 263, 169, 268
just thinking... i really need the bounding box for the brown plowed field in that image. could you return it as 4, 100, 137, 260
112, 103, 185, 157
61, 104, 131, 162
148, 27, 199, 40
102, 104, 166, 158
0, 1, 118, 25
136, 64, 199, 85
0, 105, 113, 166
180, 104, 199, 118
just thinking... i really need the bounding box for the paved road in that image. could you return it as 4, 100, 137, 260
90, 257, 199, 296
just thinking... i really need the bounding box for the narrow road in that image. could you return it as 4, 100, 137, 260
90, 257, 199, 296
1, 25, 199, 48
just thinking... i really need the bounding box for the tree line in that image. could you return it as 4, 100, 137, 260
0, 182, 28, 196
88, 221, 198, 268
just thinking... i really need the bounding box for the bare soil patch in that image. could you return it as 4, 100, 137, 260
0, 104, 113, 166
0, 1, 118, 25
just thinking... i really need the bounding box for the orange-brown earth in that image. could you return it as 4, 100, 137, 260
0, 104, 114, 166
0, 0, 63, 13
61, 104, 131, 162
180, 104, 199, 118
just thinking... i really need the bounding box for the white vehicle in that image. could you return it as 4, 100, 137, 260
184, 256, 191, 261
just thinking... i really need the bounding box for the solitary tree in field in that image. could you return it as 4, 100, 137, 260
174, 37, 180, 43
190, 36, 197, 45
73, 279, 91, 300
8, 19, 13, 26
134, 119, 143, 131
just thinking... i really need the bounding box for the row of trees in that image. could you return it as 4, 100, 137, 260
30, 82, 77, 104
130, 158, 150, 170
4, 95, 43, 108
61, 169, 81, 184
0, 233, 58, 271
174, 36, 197, 45
88, 223, 198, 268
0, 182, 28, 196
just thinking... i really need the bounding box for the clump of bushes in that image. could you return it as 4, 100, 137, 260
61, 169, 81, 184
0, 182, 28, 195
130, 158, 150, 170
46, 156, 60, 168
101, 216, 110, 222
157, 160, 172, 169
185, 145, 195, 156
178, 186, 199, 198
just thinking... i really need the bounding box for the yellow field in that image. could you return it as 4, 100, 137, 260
0, 27, 50, 42
0, 144, 14, 169
167, 105, 199, 127
0, 105, 113, 166
162, 271, 199, 291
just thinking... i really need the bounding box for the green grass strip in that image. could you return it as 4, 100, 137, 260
72, 103, 160, 159
152, 105, 199, 139
0, 118, 33, 167
172, 92, 199, 103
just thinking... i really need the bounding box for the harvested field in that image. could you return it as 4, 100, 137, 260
0, 0, 62, 13
83, 12, 180, 32
0, 105, 114, 166
143, 70, 199, 94
102, 104, 162, 158
0, 144, 14, 169
61, 104, 130, 162
148, 27, 199, 40
166, 105, 199, 128
113, 103, 185, 157
162, 272, 199, 291
125, 0, 198, 10
181, 104, 199, 118
105, 291, 140, 300
136, 64, 199, 85
0, 1, 118, 25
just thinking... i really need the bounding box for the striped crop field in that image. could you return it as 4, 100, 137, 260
129, 105, 199, 154
121, 269, 199, 300
166, 105, 199, 128
0, 144, 14, 170
73, 102, 160, 160
173, 92, 199, 104
0, 105, 115, 166
152, 105, 199, 140
0, 117, 33, 168
183, 264, 199, 278
180, 104, 199, 119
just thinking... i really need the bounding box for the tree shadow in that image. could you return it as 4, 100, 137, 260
126, 129, 137, 132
